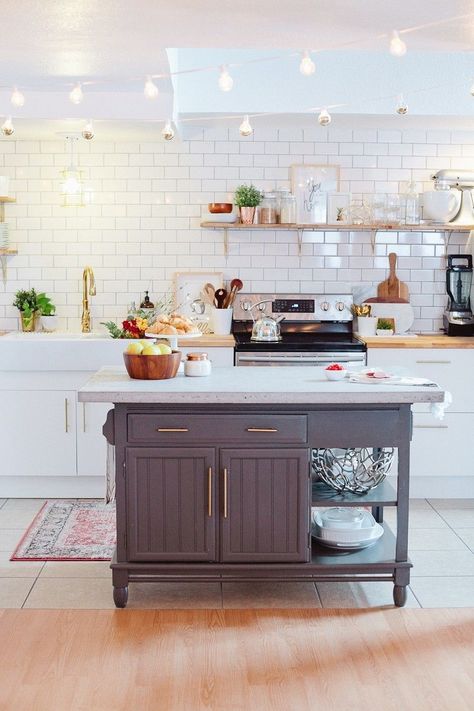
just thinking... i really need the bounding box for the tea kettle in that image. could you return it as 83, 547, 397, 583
249, 300, 285, 342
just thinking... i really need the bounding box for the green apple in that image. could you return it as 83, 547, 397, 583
125, 342, 144, 355
138, 339, 150, 347
141, 345, 161, 356
157, 343, 172, 355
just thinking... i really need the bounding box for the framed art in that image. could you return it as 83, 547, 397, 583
291, 164, 340, 224
327, 192, 351, 224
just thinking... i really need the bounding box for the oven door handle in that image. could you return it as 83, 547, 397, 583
237, 355, 320, 363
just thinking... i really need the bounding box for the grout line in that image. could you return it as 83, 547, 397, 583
313, 581, 324, 608
20, 578, 37, 609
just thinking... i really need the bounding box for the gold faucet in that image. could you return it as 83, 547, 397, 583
81, 266, 96, 333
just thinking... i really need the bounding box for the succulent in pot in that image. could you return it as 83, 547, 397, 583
36, 292, 57, 332
234, 184, 263, 225
13, 288, 38, 332
376, 318, 394, 336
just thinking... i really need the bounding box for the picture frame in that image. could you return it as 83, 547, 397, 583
327, 192, 352, 224
291, 164, 340, 224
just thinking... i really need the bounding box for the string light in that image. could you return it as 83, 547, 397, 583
82, 120, 94, 140
396, 94, 408, 115
162, 120, 175, 141
10, 87, 25, 108
318, 108, 331, 126
69, 83, 83, 105
390, 30, 407, 57
470, 81, 474, 96
218, 66, 233, 92
144, 76, 159, 99
299, 51, 315, 76
239, 115, 253, 137
1, 116, 14, 136
61, 136, 84, 206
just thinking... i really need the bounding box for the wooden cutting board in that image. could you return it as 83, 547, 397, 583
377, 252, 409, 300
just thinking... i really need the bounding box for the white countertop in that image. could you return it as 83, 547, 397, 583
78, 366, 445, 405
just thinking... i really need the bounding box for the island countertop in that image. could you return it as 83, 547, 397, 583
78, 366, 444, 405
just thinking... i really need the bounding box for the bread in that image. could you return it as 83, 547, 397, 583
149, 312, 200, 336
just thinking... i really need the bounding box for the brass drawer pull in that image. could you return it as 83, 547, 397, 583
246, 427, 278, 433
414, 424, 448, 429
223, 468, 228, 518
208, 467, 212, 517
83, 403, 86, 433
156, 427, 189, 432
415, 360, 451, 365
64, 398, 69, 433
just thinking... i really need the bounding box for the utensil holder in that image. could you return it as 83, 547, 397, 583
356, 316, 377, 336
210, 307, 233, 335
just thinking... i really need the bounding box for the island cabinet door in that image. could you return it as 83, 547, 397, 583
125, 448, 216, 562
219, 449, 310, 563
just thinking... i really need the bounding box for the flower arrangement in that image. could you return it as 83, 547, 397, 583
102, 316, 149, 339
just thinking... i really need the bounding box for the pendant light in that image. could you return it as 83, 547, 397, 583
60, 136, 84, 206
1, 116, 14, 136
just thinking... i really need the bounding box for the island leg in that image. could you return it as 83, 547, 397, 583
112, 569, 129, 608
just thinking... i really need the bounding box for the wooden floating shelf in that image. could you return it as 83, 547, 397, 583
200, 221, 471, 256
0, 249, 18, 256
0, 197, 16, 203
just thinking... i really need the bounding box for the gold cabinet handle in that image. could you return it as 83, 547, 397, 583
415, 360, 451, 365
246, 427, 278, 432
156, 427, 189, 432
223, 467, 228, 518
414, 424, 448, 429
83, 403, 86, 433
64, 398, 69, 433
208, 467, 212, 517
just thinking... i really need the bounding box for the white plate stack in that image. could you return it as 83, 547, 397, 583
312, 507, 384, 550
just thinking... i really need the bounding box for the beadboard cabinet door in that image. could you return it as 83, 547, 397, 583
219, 449, 311, 563
125, 447, 216, 562
0, 390, 77, 477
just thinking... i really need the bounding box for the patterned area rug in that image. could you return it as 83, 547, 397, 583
10, 500, 116, 561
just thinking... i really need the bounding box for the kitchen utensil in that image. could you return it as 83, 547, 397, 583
367, 303, 415, 334
251, 314, 285, 342
423, 190, 460, 223
214, 288, 228, 309
202, 283, 217, 307
175, 271, 223, 317
377, 253, 409, 300
123, 351, 181, 380
432, 169, 474, 225
208, 202, 233, 214
210, 307, 233, 335
443, 254, 474, 335
223, 278, 243, 308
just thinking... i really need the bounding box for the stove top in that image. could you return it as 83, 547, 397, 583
233, 331, 365, 352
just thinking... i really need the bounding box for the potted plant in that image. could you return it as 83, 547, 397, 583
36, 292, 57, 332
376, 318, 394, 336
234, 184, 262, 225
13, 289, 38, 332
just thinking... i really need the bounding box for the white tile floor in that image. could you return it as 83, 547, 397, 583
0, 497, 473, 609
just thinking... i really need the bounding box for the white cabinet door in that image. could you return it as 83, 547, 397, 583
0, 391, 77, 477
411, 413, 474, 478
76, 401, 111, 477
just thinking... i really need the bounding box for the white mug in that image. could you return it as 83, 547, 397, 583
423, 190, 460, 223
210, 307, 233, 335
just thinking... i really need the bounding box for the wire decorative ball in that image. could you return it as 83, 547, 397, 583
312, 447, 395, 494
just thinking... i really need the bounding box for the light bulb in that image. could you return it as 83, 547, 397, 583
239, 115, 253, 137
11, 87, 25, 108
162, 120, 175, 141
299, 51, 315, 76
82, 120, 94, 140
396, 94, 408, 115
318, 108, 331, 127
390, 30, 407, 57
470, 82, 474, 96
218, 66, 233, 92
69, 83, 83, 105
1, 116, 14, 136
144, 76, 159, 100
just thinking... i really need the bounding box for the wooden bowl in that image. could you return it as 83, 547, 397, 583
208, 202, 233, 214
123, 351, 182, 380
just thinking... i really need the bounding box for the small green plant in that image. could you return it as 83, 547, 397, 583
376, 319, 393, 330
234, 184, 263, 208
13, 289, 38, 316
36, 292, 56, 316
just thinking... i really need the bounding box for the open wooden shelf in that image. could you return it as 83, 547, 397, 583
312, 479, 397, 507
200, 220, 472, 256
310, 524, 403, 569
0, 197, 16, 203
0, 249, 17, 256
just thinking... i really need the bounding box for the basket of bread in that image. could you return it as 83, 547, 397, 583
146, 313, 200, 337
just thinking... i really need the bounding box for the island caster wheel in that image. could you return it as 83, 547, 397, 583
113, 586, 129, 608
393, 585, 407, 607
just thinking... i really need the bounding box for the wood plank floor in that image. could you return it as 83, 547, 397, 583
0, 608, 473, 711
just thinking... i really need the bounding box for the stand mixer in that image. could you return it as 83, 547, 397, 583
443, 255, 474, 336
432, 170, 474, 226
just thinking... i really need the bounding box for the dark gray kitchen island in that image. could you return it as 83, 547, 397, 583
79, 366, 444, 608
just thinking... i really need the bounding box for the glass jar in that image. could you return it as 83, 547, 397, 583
184, 352, 212, 377
279, 192, 297, 224
403, 181, 420, 225
385, 194, 401, 224
258, 192, 278, 224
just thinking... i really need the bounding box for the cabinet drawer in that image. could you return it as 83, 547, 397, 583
309, 409, 405, 447
127, 414, 307, 445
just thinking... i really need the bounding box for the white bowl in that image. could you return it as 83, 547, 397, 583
324, 367, 347, 381
312, 510, 377, 542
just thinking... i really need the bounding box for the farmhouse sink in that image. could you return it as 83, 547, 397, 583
1, 331, 109, 340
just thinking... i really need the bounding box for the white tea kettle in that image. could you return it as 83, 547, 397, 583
249, 300, 285, 342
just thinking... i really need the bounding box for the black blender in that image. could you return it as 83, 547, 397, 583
443, 255, 474, 336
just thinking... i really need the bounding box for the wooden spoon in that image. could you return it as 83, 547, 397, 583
214, 288, 228, 309
202, 283, 217, 307
224, 278, 243, 308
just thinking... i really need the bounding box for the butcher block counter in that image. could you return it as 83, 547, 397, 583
79, 366, 442, 610
360, 334, 474, 348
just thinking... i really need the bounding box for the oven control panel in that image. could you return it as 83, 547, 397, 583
234, 293, 354, 321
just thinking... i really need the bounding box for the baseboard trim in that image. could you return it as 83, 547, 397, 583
0, 477, 105, 498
